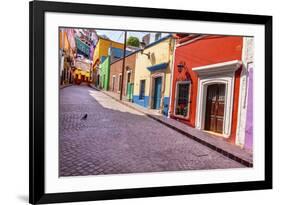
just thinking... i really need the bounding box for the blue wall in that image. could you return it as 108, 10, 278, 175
133, 96, 149, 108
163, 97, 170, 116
100, 56, 106, 63
132, 96, 169, 116
111, 47, 131, 58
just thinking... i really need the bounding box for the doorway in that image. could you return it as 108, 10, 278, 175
153, 77, 162, 109
126, 71, 131, 95
204, 84, 226, 134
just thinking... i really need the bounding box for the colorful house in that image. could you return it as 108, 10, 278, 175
235, 37, 254, 151
99, 56, 111, 90
92, 36, 125, 86
109, 50, 139, 100
93, 36, 125, 65
73, 59, 91, 84
133, 35, 175, 116
169, 34, 253, 149
59, 28, 76, 85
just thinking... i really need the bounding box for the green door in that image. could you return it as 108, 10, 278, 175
127, 83, 134, 101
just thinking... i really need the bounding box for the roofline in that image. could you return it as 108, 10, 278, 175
176, 35, 208, 48
110, 49, 141, 65
143, 34, 173, 50
110, 34, 173, 65
97, 35, 124, 45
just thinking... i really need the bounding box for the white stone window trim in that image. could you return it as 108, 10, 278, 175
193, 60, 241, 137
117, 73, 122, 93
173, 81, 192, 120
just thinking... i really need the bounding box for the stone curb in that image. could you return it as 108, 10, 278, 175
89, 85, 252, 167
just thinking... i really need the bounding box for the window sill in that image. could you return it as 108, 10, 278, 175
173, 114, 190, 121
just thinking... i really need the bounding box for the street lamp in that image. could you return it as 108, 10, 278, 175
140, 41, 150, 59
177, 61, 185, 73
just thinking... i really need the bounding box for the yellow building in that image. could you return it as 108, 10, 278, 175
73, 68, 91, 84
92, 36, 124, 86
133, 35, 175, 116
73, 60, 91, 84
92, 36, 124, 66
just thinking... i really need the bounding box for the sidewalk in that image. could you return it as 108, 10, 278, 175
89, 84, 253, 167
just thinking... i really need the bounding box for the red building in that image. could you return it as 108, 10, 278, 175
169, 34, 243, 144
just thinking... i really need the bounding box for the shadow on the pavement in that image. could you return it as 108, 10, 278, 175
87, 89, 144, 116
58, 85, 249, 177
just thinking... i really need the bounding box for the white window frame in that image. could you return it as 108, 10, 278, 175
173, 81, 191, 119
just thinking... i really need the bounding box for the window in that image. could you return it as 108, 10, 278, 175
139, 80, 146, 100
112, 76, 116, 91
175, 82, 190, 117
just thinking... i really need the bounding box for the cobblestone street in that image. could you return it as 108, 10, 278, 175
59, 85, 245, 176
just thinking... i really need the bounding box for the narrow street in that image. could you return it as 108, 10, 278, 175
59, 85, 245, 176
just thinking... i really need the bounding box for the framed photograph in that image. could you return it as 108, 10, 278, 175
29, 0, 272, 204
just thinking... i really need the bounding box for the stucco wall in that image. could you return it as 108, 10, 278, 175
170, 35, 243, 139
133, 37, 174, 115
236, 37, 254, 149
93, 38, 124, 64
59, 30, 70, 50
109, 53, 137, 95
100, 56, 110, 90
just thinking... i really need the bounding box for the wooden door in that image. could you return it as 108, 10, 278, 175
204, 84, 225, 134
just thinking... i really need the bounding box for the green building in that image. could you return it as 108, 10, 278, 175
100, 56, 110, 90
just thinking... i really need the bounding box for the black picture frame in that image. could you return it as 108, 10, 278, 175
29, 1, 272, 204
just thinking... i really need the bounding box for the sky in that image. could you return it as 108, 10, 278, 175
96, 29, 169, 43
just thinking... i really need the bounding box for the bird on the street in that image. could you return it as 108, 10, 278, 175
81, 113, 88, 120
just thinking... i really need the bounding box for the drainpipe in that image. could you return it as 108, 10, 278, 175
120, 31, 127, 100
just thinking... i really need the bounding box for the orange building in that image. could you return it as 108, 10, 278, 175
59, 29, 76, 85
